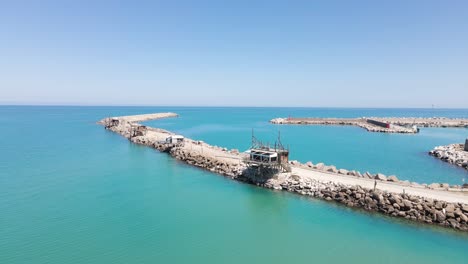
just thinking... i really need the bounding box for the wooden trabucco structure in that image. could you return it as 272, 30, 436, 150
244, 131, 291, 176
129, 123, 147, 138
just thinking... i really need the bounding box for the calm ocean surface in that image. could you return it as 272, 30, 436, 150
1, 106, 468, 264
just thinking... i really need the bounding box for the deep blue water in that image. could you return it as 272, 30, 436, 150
1, 106, 467, 264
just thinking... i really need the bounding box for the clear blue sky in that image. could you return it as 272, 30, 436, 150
1, 0, 467, 107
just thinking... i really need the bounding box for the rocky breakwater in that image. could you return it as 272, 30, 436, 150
356, 122, 417, 134
99, 113, 468, 231
270, 117, 417, 133
270, 117, 359, 126
271, 116, 468, 133
259, 176, 468, 231
98, 112, 178, 138
429, 144, 468, 170
375, 117, 468, 128
293, 159, 403, 181
290, 160, 468, 191
169, 147, 247, 179
98, 113, 247, 179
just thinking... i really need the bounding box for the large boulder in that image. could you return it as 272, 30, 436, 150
434, 210, 446, 222
230, 149, 239, 154
460, 212, 468, 223
401, 180, 411, 186
364, 172, 373, 179
444, 204, 455, 217
402, 199, 413, 210
290, 174, 301, 181
388, 194, 402, 205
374, 173, 387, 181
306, 161, 313, 167
387, 175, 399, 182
314, 163, 325, 170
448, 219, 459, 229
462, 204, 468, 213
338, 169, 349, 175
327, 166, 338, 173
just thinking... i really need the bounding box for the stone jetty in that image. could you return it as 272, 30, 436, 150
429, 144, 468, 170
99, 113, 468, 232
98, 113, 247, 178
264, 177, 468, 230
270, 117, 468, 133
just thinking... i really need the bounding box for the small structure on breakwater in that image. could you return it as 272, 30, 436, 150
165, 135, 184, 145
244, 132, 291, 176
366, 119, 419, 133
465, 138, 468, 152
155, 135, 185, 149
129, 124, 147, 138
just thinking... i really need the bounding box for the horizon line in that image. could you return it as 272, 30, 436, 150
1, 103, 468, 110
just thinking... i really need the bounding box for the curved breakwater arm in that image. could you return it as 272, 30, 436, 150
270, 117, 468, 133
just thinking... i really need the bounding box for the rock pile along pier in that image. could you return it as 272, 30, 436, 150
270, 117, 468, 133
429, 144, 468, 170
99, 113, 468, 232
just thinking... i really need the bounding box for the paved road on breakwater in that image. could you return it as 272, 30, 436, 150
111, 112, 179, 122
292, 167, 468, 204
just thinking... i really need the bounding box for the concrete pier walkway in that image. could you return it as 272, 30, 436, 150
108, 112, 179, 123
292, 166, 468, 204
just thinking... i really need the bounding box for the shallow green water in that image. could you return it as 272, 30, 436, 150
1, 106, 467, 263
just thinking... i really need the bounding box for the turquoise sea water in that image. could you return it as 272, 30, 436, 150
1, 106, 468, 264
